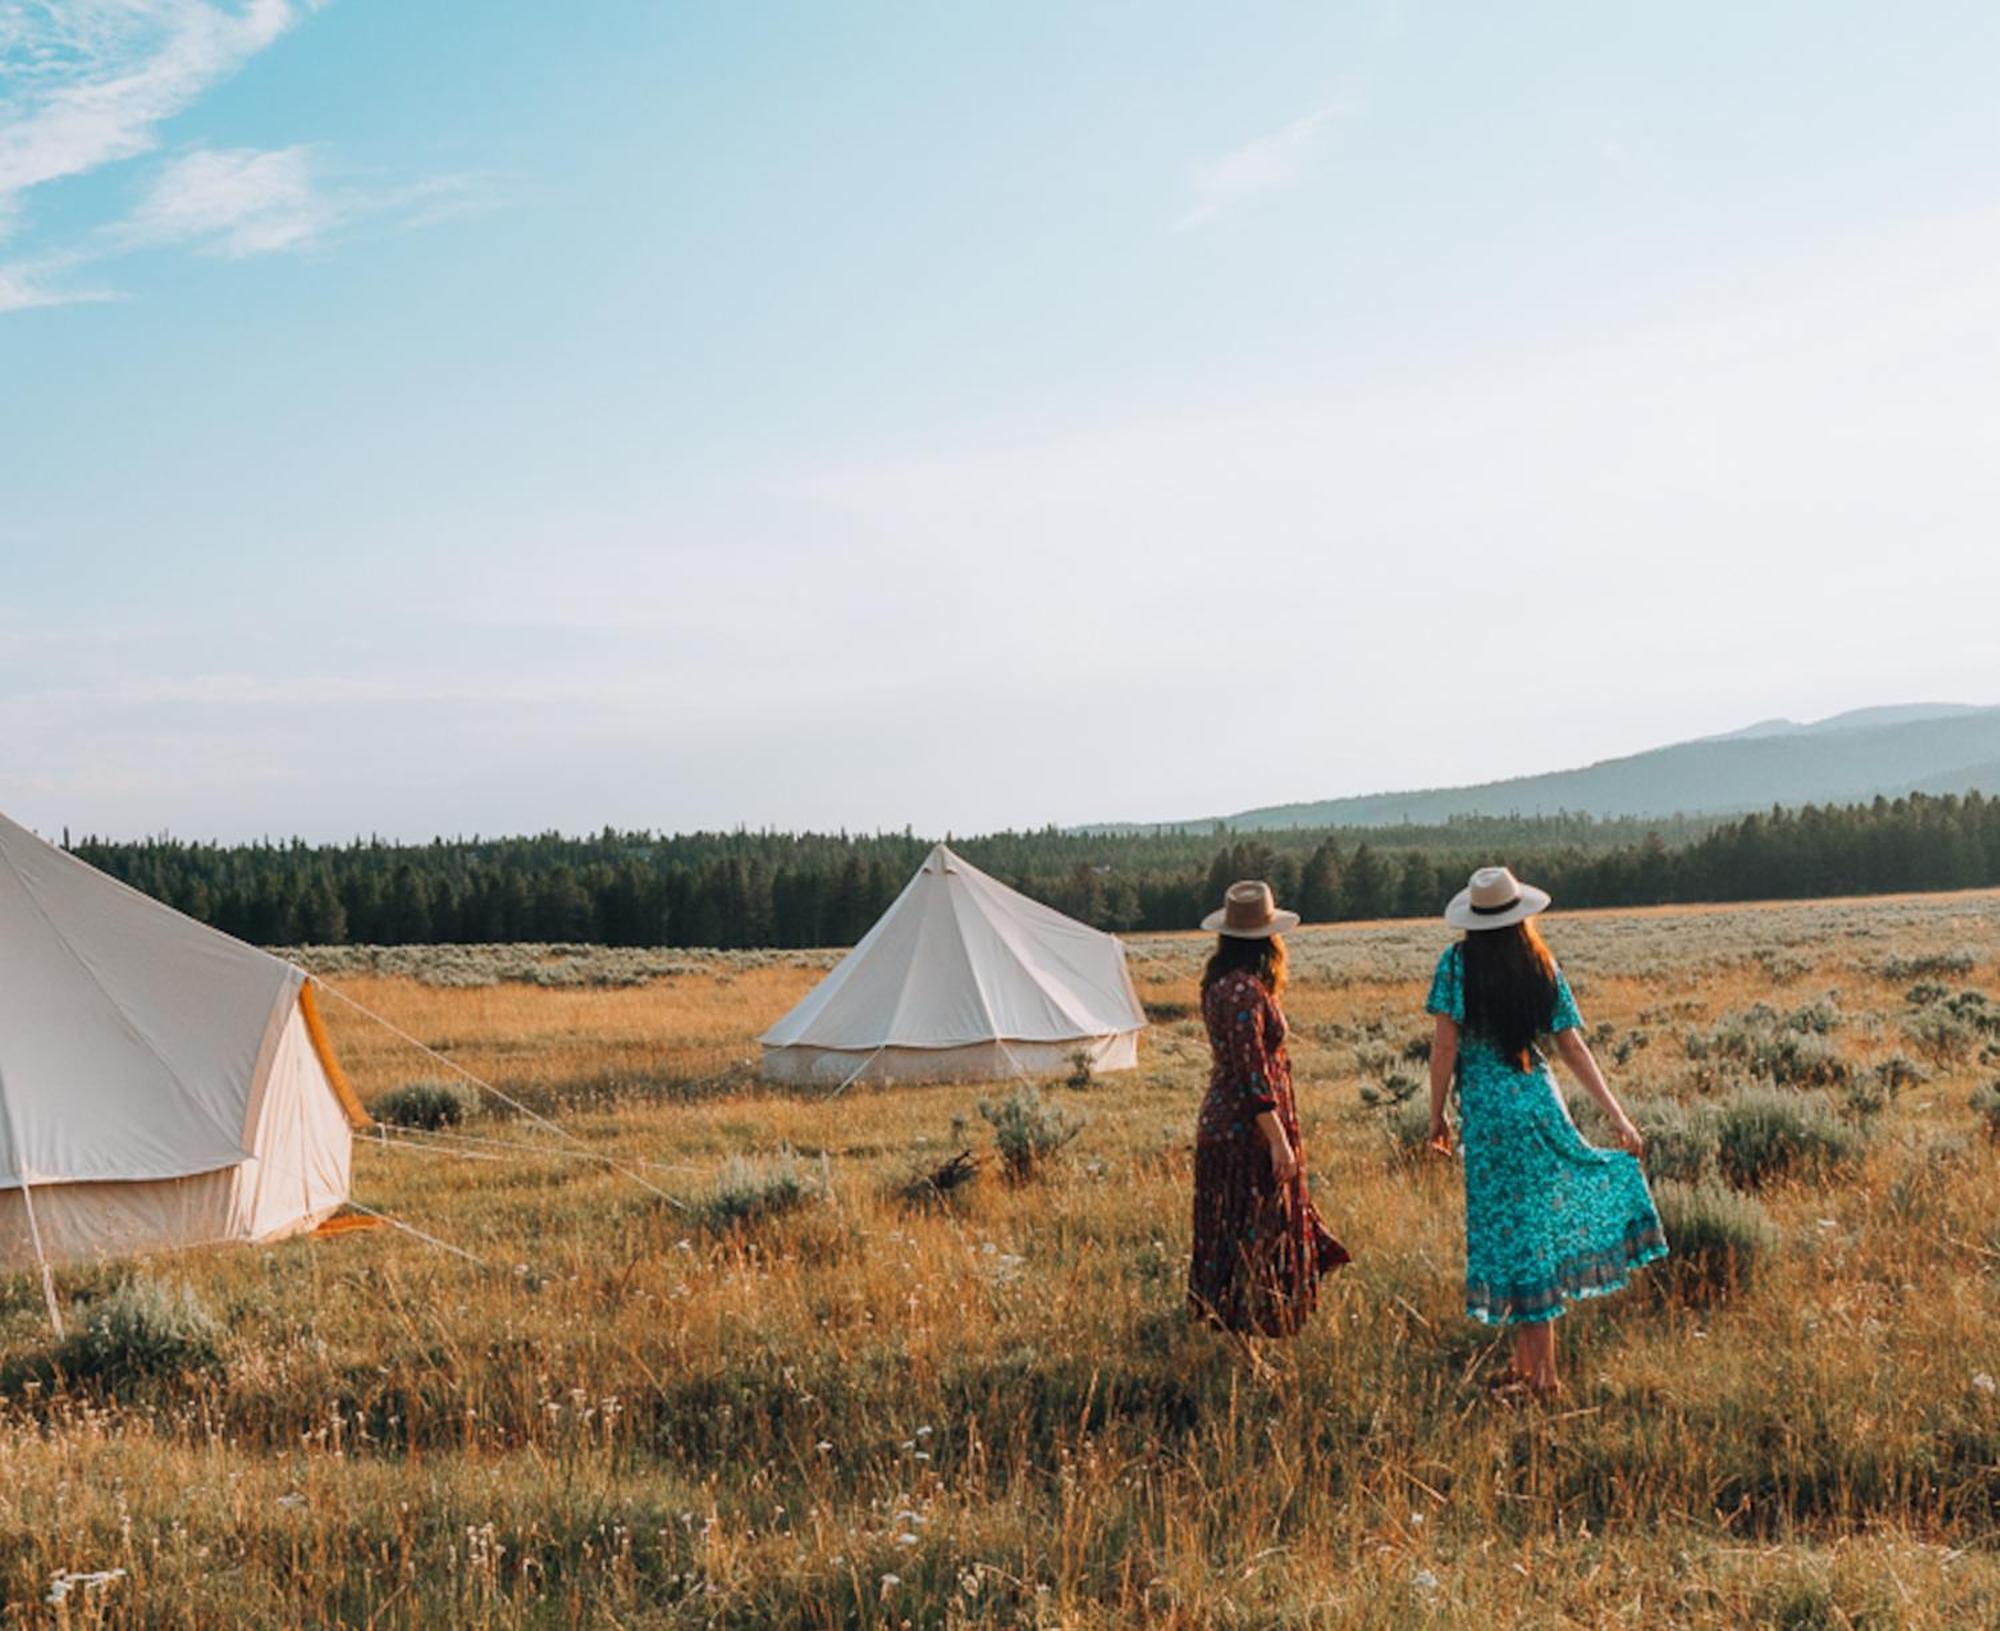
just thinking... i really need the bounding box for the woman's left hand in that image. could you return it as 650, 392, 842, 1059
1611, 1116, 1645, 1159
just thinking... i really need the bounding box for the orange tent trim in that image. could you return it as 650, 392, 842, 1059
298, 979, 372, 1130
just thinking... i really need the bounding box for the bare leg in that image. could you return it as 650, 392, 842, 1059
1513, 1322, 1559, 1393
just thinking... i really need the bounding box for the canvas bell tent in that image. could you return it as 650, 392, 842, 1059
0, 812, 368, 1273
759, 844, 1147, 1086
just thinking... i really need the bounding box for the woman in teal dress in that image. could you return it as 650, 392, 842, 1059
1425, 866, 1667, 1395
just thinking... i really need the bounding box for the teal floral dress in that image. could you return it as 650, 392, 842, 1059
1426, 944, 1667, 1326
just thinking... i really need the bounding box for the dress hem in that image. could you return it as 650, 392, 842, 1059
1465, 1239, 1670, 1328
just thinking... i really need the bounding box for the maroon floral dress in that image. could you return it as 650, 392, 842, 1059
1189, 969, 1349, 1335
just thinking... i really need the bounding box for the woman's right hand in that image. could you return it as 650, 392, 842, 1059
1268, 1135, 1299, 1185
1427, 1117, 1453, 1157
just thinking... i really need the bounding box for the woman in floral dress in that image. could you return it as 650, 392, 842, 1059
1426, 866, 1667, 1394
1189, 881, 1349, 1335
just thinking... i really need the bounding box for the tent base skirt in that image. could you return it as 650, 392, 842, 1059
760, 1030, 1139, 1088
0, 1172, 347, 1272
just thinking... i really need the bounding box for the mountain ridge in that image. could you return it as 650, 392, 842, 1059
1092, 704, 2000, 833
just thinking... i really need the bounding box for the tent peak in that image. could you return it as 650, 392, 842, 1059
921, 843, 961, 874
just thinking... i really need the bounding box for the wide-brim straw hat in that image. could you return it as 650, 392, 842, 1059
1444, 865, 1551, 931
1201, 879, 1300, 938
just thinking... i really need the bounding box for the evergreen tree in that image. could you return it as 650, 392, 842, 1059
1339, 843, 1393, 920
1298, 841, 1342, 922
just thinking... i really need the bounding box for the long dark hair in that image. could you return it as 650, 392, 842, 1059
1201, 933, 1288, 997
1460, 919, 1559, 1071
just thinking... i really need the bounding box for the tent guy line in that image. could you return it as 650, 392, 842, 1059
308, 976, 691, 1211
339, 1199, 491, 1269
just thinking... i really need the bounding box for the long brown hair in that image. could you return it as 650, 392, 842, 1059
1460, 919, 1558, 1071
1201, 932, 1288, 997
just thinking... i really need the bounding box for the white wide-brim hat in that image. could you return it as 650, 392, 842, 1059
1444, 865, 1551, 931
1201, 879, 1300, 938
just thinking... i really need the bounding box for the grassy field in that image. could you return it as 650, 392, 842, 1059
3, 892, 1999, 1627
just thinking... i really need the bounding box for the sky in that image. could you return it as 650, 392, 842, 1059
2, 1, 1998, 843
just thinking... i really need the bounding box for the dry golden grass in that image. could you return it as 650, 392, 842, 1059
2, 892, 1997, 1627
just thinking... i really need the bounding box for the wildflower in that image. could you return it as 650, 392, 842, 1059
1413, 1568, 1441, 1593
46, 1571, 126, 1607
1974, 1373, 1997, 1394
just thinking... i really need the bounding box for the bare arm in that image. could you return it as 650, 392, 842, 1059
1255, 1109, 1298, 1182
1427, 1015, 1458, 1153
1554, 1030, 1644, 1157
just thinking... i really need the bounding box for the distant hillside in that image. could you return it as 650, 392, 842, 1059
1129, 704, 2000, 831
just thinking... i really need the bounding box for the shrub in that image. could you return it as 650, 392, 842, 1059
1783, 995, 1842, 1036
1692, 1004, 1851, 1087
1754, 949, 1812, 982
1714, 1087, 1865, 1187
1610, 1027, 1652, 1066
1063, 1050, 1096, 1090
1872, 1051, 1928, 1093
1971, 1081, 2000, 1141
54, 1279, 225, 1388
1755, 1569, 1898, 1631
1938, 987, 2000, 1031
1843, 1052, 1927, 1120
1359, 1067, 1421, 1107
896, 1149, 982, 1210
1624, 1098, 1721, 1184
1382, 1095, 1437, 1157
978, 1086, 1083, 1180
700, 1149, 824, 1231
1904, 1007, 1976, 1066
373, 1078, 483, 1130
1653, 1180, 1779, 1300
1881, 947, 1979, 981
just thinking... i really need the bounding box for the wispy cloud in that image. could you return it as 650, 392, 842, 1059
0, 1, 301, 224
0, 1, 480, 309
126, 143, 326, 256
1175, 97, 1360, 231
0, 251, 115, 312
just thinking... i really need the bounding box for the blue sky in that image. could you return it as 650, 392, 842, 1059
3, 1, 1998, 842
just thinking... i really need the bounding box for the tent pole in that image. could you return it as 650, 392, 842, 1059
17, 1175, 63, 1338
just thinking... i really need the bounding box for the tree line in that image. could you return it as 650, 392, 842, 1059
65, 792, 2000, 950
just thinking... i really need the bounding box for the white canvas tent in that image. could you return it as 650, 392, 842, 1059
0, 812, 367, 1274
759, 844, 1147, 1086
